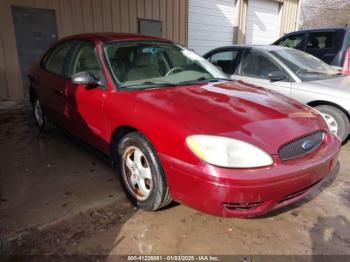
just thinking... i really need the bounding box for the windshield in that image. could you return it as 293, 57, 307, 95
271, 49, 340, 81
103, 41, 227, 88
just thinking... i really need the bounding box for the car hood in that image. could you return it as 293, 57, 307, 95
134, 80, 327, 154
298, 75, 350, 98
310, 75, 350, 89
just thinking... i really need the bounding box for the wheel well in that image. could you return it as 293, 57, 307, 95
307, 100, 350, 121
110, 125, 138, 151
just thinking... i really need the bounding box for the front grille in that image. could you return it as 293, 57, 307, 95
278, 131, 324, 161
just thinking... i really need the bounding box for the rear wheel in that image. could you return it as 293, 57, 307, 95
32, 95, 51, 131
315, 105, 349, 142
116, 132, 172, 211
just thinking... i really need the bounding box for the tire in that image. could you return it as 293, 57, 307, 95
115, 132, 172, 211
315, 105, 349, 142
31, 94, 51, 131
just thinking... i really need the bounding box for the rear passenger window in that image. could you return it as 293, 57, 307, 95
209, 51, 238, 74
44, 42, 72, 75
307, 32, 336, 49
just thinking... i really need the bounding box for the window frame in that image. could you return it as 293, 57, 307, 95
206, 47, 243, 75
68, 40, 106, 89
208, 49, 241, 75
237, 49, 291, 81
306, 31, 337, 50
275, 33, 306, 50
102, 39, 182, 90
41, 40, 76, 78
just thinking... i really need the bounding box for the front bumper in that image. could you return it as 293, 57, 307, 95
160, 134, 341, 217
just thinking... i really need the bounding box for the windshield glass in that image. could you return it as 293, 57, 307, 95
103, 41, 227, 88
271, 49, 339, 81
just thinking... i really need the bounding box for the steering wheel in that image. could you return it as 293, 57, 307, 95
165, 66, 184, 76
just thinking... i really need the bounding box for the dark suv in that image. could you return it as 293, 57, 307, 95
273, 27, 350, 73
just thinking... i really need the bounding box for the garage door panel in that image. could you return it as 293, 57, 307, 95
189, 24, 234, 33
189, 39, 233, 47
245, 0, 280, 45
188, 0, 235, 55
189, 0, 235, 9
189, 6, 235, 18
189, 31, 236, 41
188, 14, 233, 26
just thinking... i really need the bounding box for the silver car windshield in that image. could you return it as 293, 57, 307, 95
103, 41, 227, 88
271, 49, 340, 81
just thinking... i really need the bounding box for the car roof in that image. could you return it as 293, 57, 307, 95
59, 32, 172, 44
204, 45, 289, 55
284, 27, 350, 34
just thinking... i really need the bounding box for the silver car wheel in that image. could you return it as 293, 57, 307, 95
322, 113, 338, 135
34, 100, 44, 127
122, 146, 153, 200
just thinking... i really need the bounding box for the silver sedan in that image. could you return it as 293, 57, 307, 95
204, 45, 350, 142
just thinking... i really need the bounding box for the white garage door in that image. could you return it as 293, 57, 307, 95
188, 0, 235, 55
245, 0, 280, 45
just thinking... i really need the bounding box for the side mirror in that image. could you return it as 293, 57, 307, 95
71, 71, 100, 87
268, 71, 288, 82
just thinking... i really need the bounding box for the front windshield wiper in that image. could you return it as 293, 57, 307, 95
179, 77, 231, 85
120, 81, 181, 89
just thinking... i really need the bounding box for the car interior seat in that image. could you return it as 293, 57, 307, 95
75, 48, 101, 79
309, 37, 320, 48
125, 53, 162, 81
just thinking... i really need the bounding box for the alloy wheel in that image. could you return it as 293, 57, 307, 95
122, 146, 153, 200
34, 100, 44, 127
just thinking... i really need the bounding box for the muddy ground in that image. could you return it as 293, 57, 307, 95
1, 101, 350, 259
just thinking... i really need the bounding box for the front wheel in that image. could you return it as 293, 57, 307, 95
315, 105, 349, 142
116, 132, 172, 211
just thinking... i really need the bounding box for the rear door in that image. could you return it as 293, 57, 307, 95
231, 49, 292, 97
305, 30, 345, 65
39, 41, 74, 126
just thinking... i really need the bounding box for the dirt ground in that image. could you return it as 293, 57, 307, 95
1, 101, 350, 258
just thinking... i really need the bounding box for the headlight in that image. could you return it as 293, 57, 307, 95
186, 135, 273, 168
308, 106, 333, 133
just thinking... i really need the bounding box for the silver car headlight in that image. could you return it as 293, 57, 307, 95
186, 135, 273, 168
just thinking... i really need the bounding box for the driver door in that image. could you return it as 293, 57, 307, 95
65, 41, 108, 152
231, 50, 292, 97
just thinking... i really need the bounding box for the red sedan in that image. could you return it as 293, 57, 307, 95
28, 33, 341, 217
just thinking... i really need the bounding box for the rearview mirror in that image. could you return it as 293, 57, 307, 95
268, 71, 288, 82
71, 72, 100, 87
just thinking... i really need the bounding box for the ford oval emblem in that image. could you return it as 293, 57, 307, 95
302, 140, 314, 151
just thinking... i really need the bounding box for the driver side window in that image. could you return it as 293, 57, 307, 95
72, 42, 102, 80
240, 51, 280, 79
